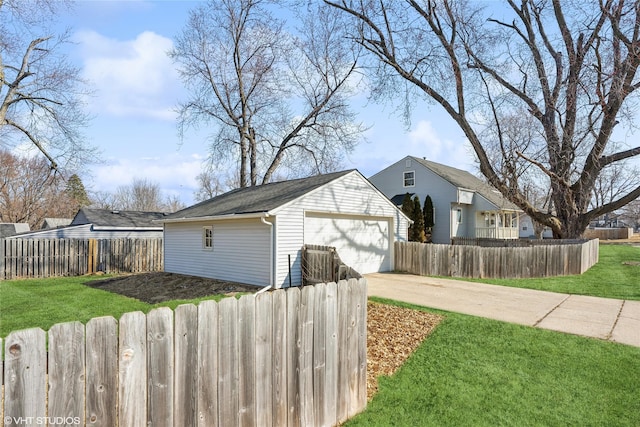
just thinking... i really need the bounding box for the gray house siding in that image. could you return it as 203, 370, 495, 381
370, 157, 458, 244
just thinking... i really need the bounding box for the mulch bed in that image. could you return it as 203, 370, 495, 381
85, 272, 260, 303
85, 273, 443, 400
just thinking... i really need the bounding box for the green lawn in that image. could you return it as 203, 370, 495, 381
348, 298, 640, 426
468, 244, 640, 300
0, 275, 229, 337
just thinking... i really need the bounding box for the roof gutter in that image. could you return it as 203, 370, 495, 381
155, 212, 270, 224
91, 226, 163, 231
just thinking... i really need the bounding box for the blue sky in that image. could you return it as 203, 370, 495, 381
57, 1, 477, 205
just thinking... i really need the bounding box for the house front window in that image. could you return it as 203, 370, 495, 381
456, 208, 463, 223
403, 171, 415, 187
203, 226, 213, 249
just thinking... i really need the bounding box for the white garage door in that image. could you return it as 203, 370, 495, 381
304, 213, 391, 274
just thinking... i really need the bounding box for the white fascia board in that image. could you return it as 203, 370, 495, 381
157, 212, 270, 224
91, 226, 164, 231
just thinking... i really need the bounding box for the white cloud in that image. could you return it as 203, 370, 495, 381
90, 152, 205, 205
75, 30, 181, 120
408, 120, 474, 170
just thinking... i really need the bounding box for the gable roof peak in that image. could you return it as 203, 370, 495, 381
165, 169, 357, 220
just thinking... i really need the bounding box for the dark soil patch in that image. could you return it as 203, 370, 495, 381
85, 272, 258, 303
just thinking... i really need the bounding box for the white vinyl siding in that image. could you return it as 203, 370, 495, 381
6, 224, 163, 239
164, 219, 270, 286
274, 172, 409, 286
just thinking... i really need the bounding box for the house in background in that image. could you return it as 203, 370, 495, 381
370, 155, 522, 244
160, 170, 410, 288
41, 217, 72, 230
0, 223, 30, 238
6, 208, 166, 239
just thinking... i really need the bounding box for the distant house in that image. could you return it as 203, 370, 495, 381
0, 223, 30, 238
160, 170, 410, 288
41, 218, 72, 230
370, 155, 522, 244
7, 208, 166, 239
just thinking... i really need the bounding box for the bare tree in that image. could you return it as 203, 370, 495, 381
193, 170, 229, 202
0, 0, 93, 170
327, 0, 640, 238
0, 149, 78, 228
170, 0, 365, 188
95, 178, 185, 212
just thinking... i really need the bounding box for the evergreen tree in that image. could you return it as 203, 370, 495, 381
412, 196, 426, 242
423, 194, 434, 237
65, 174, 91, 210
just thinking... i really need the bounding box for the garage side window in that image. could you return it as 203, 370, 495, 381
203, 226, 213, 249
403, 171, 415, 187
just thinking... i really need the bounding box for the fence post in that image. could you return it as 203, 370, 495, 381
0, 238, 5, 280
88, 239, 97, 274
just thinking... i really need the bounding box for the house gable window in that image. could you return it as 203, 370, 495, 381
203, 226, 213, 249
403, 171, 415, 187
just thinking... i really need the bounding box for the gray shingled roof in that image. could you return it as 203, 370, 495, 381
41, 218, 72, 229
0, 223, 30, 238
166, 170, 354, 220
73, 208, 167, 228
411, 156, 521, 210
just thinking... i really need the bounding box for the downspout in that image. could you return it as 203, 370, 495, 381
257, 215, 274, 294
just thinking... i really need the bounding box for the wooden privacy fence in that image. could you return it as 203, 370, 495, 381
0, 238, 163, 280
583, 227, 633, 240
301, 244, 362, 286
1, 279, 368, 427
395, 239, 599, 279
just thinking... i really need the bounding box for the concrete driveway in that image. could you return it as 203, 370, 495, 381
365, 272, 640, 347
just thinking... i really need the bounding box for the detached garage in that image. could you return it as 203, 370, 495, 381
161, 170, 409, 288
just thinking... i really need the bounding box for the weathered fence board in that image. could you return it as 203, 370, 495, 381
48, 321, 85, 424
238, 295, 257, 427
255, 292, 274, 427
197, 300, 218, 427
218, 297, 239, 426
147, 307, 174, 427
174, 304, 198, 427
395, 239, 599, 279
85, 316, 118, 427
3, 328, 46, 426
119, 311, 147, 427
1, 238, 163, 280
1, 280, 368, 427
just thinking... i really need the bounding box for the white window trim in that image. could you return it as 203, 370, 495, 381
203, 226, 213, 250
403, 170, 415, 187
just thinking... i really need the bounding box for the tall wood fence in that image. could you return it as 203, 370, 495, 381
395, 239, 599, 279
1, 279, 368, 427
0, 238, 163, 280
583, 227, 633, 240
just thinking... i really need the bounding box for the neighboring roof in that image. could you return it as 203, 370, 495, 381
72, 208, 167, 228
165, 170, 355, 220
390, 193, 414, 206
0, 223, 30, 238
41, 218, 72, 229
409, 156, 521, 210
